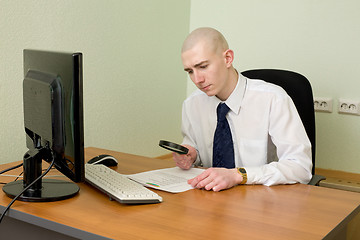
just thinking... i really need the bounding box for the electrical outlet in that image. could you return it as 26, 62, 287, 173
338, 99, 360, 115
314, 97, 333, 113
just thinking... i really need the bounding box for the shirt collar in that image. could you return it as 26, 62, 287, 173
224, 73, 247, 115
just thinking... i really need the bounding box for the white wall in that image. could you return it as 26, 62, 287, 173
0, 0, 190, 164
188, 0, 360, 173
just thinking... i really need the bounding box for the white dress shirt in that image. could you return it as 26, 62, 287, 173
181, 74, 312, 186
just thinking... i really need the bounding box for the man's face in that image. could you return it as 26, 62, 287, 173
181, 41, 230, 100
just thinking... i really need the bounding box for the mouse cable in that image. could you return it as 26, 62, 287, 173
1, 174, 63, 178
0, 158, 55, 224
0, 163, 24, 184
0, 163, 23, 175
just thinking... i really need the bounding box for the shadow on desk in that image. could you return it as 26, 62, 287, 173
347, 211, 360, 240
1, 217, 78, 240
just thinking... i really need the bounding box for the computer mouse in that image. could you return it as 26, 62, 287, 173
87, 154, 118, 167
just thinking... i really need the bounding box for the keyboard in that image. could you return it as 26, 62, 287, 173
85, 164, 162, 204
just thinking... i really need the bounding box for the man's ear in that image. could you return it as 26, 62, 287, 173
224, 49, 234, 67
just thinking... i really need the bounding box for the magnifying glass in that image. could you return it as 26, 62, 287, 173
159, 140, 189, 155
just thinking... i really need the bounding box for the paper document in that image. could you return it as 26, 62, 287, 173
127, 167, 205, 193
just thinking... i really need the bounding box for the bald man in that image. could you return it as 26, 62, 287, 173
173, 27, 312, 191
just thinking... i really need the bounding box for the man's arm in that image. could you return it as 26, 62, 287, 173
245, 95, 313, 186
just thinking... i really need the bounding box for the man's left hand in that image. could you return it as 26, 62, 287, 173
188, 168, 243, 191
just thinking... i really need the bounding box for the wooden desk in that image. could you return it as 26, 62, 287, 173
1, 147, 359, 240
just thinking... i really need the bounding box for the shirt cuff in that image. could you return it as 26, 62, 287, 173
193, 149, 202, 167
242, 166, 260, 185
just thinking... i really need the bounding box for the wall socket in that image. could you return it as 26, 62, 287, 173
338, 99, 360, 115
314, 97, 333, 113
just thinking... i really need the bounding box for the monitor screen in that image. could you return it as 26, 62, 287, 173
2, 49, 84, 202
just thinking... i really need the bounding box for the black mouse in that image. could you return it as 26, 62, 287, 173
87, 154, 118, 167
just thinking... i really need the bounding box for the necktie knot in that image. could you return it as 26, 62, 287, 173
217, 103, 230, 122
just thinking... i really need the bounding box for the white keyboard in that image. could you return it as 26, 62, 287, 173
85, 164, 162, 204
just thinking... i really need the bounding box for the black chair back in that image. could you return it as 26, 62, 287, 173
242, 69, 316, 175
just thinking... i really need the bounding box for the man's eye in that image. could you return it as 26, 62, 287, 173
200, 65, 208, 69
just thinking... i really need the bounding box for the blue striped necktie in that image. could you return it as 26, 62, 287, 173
212, 103, 235, 168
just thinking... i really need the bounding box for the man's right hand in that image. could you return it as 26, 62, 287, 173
172, 144, 197, 169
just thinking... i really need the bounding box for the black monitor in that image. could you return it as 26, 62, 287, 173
2, 49, 84, 202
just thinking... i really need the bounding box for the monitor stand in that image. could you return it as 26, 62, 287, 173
2, 149, 79, 202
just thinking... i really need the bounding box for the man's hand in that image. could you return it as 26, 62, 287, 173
188, 168, 243, 191
172, 144, 197, 170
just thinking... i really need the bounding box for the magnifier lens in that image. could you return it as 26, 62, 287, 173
159, 140, 189, 155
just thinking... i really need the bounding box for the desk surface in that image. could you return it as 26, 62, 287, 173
1, 147, 360, 240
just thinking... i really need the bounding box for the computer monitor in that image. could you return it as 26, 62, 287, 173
2, 49, 84, 202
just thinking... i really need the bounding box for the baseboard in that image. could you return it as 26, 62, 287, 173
316, 168, 360, 193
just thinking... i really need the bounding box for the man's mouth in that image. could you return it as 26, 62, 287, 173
201, 85, 211, 91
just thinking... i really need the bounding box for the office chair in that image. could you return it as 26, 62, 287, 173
241, 69, 325, 186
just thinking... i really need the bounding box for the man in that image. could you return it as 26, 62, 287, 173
173, 27, 312, 191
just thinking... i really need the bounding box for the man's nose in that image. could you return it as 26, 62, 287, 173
193, 71, 204, 84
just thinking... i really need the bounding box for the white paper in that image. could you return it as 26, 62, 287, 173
127, 167, 205, 193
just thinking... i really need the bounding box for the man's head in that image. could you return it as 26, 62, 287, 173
181, 27, 229, 55
181, 27, 237, 101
